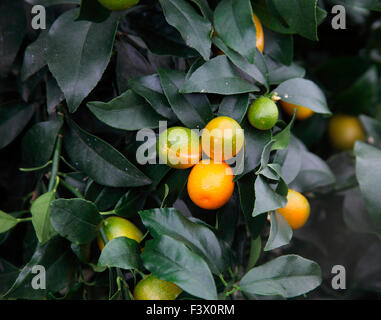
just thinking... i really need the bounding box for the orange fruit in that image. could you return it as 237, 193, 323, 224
157, 127, 201, 169
187, 160, 234, 210
201, 116, 244, 161
97, 216, 143, 251
276, 189, 310, 230
97, 0, 139, 11
213, 12, 264, 55
134, 275, 182, 300
253, 13, 264, 53
328, 114, 366, 150
280, 100, 314, 120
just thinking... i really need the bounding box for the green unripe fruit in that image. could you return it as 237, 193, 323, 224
97, 0, 139, 11
248, 96, 279, 130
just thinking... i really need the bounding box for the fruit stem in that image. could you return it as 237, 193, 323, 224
218, 274, 228, 287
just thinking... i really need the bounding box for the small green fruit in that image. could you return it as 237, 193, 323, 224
97, 0, 139, 11
248, 96, 279, 130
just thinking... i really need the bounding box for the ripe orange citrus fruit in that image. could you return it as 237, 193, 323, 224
187, 160, 234, 210
134, 275, 182, 300
157, 127, 201, 169
97, 216, 143, 251
248, 96, 279, 130
97, 0, 139, 11
276, 189, 310, 230
213, 12, 264, 55
253, 13, 264, 53
201, 116, 244, 161
280, 100, 314, 120
328, 114, 366, 150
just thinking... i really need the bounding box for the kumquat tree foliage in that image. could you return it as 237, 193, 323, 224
0, 0, 381, 301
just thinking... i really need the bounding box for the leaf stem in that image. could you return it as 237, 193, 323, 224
48, 134, 62, 192
219, 274, 228, 287
59, 179, 84, 198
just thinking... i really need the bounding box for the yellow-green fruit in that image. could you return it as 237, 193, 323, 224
328, 115, 366, 150
97, 216, 143, 251
248, 96, 279, 130
134, 275, 182, 300
157, 127, 201, 169
98, 0, 139, 11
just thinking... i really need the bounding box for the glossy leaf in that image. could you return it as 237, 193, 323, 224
264, 212, 293, 251
0, 259, 19, 295
87, 90, 164, 130
354, 141, 381, 229
142, 235, 217, 300
181, 56, 259, 95
47, 9, 119, 112
64, 119, 151, 187
266, 57, 305, 85
253, 175, 287, 217
98, 237, 142, 270
50, 198, 102, 244
139, 208, 231, 274
290, 150, 335, 192
239, 254, 322, 298
0, 0, 26, 75
158, 68, 213, 128
159, 0, 212, 60
212, 37, 268, 88
214, 0, 256, 63
129, 74, 177, 121
0, 102, 36, 150
360, 114, 381, 148
22, 120, 62, 168
218, 94, 249, 124
274, 78, 331, 115
3, 237, 77, 299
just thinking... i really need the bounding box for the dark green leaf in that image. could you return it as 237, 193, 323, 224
263, 29, 293, 65
271, 113, 296, 151
21, 31, 48, 81
290, 151, 335, 192
0, 102, 36, 150
159, 0, 212, 60
181, 56, 259, 95
266, 57, 305, 85
235, 122, 272, 180
0, 0, 26, 75
214, 0, 256, 63
4, 237, 77, 299
142, 235, 217, 300
50, 198, 102, 244
0, 259, 19, 295
113, 189, 147, 218
98, 237, 142, 270
217, 94, 249, 124
239, 254, 322, 298
129, 74, 177, 121
139, 208, 231, 274
271, 0, 322, 41
87, 90, 164, 130
158, 68, 213, 129
64, 119, 151, 187
274, 78, 331, 115
212, 37, 268, 88
354, 141, 381, 229
264, 212, 293, 251
46, 75, 65, 114
22, 120, 62, 168
47, 9, 119, 112
189, 0, 213, 21
237, 173, 267, 239
26, 0, 80, 5
253, 175, 287, 217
